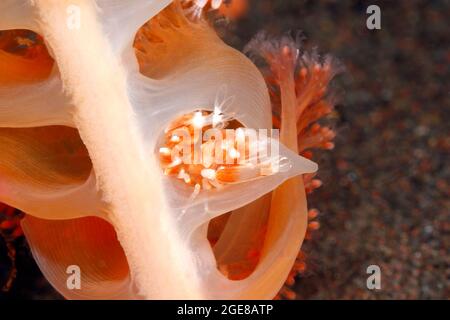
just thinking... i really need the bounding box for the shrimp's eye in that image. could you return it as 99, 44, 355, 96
159, 110, 282, 193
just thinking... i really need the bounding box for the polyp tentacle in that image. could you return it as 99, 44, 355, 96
0, 73, 74, 127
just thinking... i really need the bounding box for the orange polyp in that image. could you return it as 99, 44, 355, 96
0, 30, 54, 85
324, 141, 335, 150
298, 124, 336, 153
310, 179, 323, 189
308, 221, 320, 231
282, 45, 291, 57
300, 67, 308, 78
293, 260, 307, 274
278, 286, 297, 300
0, 220, 15, 230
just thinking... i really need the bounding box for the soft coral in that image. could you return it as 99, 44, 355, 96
245, 31, 342, 299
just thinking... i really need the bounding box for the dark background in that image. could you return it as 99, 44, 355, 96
1, 0, 448, 299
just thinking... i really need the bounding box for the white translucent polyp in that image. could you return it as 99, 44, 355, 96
161, 142, 317, 236
96, 0, 172, 53
0, 0, 39, 32
0, 71, 74, 127
0, 171, 105, 220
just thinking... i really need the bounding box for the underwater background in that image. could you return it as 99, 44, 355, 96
1, 0, 448, 299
